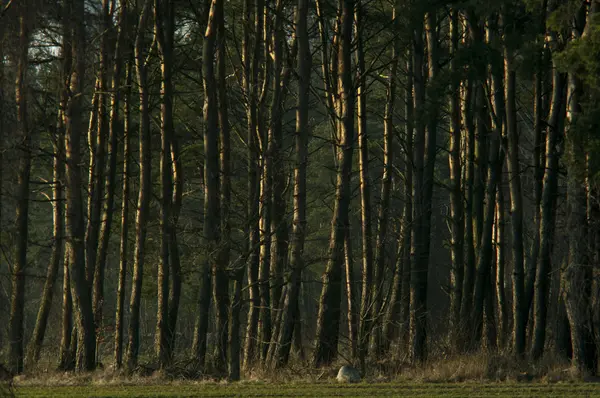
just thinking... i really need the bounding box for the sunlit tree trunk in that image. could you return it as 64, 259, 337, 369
125, 0, 153, 370
94, 0, 127, 361
273, 0, 310, 368
448, 9, 464, 348
379, 0, 401, 356
243, 0, 264, 369
313, 0, 355, 367
114, 58, 133, 370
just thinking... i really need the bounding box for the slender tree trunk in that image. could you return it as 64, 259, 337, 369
269, 0, 291, 337
213, 0, 230, 374
448, 9, 464, 348
65, 0, 96, 371
273, 0, 310, 368
460, 74, 476, 332
243, 0, 264, 369
154, 0, 176, 368
87, 0, 110, 294
495, 175, 507, 349
354, 0, 375, 364
409, 10, 439, 363
524, 1, 549, 330
563, 3, 598, 374
380, 1, 401, 354
114, 59, 133, 370
399, 50, 414, 353
125, 0, 153, 370
504, 8, 526, 356
58, 257, 73, 370
94, 0, 126, 361
313, 0, 355, 367
472, 18, 504, 347
8, 5, 31, 375
532, 63, 565, 359
26, 105, 65, 368
342, 226, 357, 360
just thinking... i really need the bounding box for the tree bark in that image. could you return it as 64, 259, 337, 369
409, 10, 438, 363
313, 0, 354, 367
125, 0, 153, 370
8, 6, 32, 374
448, 8, 464, 348
154, 0, 176, 368
532, 62, 565, 360
114, 57, 133, 370
273, 0, 310, 368
355, 0, 375, 364
64, 0, 96, 371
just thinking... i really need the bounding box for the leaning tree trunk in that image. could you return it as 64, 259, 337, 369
313, 0, 355, 368
125, 0, 152, 370
26, 98, 65, 368
8, 6, 31, 374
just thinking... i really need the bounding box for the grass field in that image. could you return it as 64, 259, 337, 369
13, 382, 600, 397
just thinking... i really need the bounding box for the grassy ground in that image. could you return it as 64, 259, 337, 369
13, 382, 600, 397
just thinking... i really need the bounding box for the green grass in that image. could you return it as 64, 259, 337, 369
14, 382, 600, 397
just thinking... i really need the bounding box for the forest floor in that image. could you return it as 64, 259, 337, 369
12, 381, 600, 397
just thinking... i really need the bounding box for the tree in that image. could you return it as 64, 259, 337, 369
126, 0, 153, 370
8, 2, 31, 374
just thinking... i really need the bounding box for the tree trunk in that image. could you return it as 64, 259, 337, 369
495, 175, 507, 349
409, 10, 438, 363
94, 0, 127, 361
154, 0, 176, 368
64, 0, 96, 372
448, 8, 464, 348
380, 3, 401, 353
58, 257, 73, 370
273, 0, 310, 368
532, 62, 565, 360
125, 0, 153, 370
214, 0, 230, 374
313, 0, 354, 367
354, 0, 375, 364
472, 18, 504, 347
26, 103, 65, 368
8, 5, 31, 375
524, 0, 549, 330
114, 58, 133, 370
243, 0, 264, 369
563, 3, 598, 373
504, 8, 526, 356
